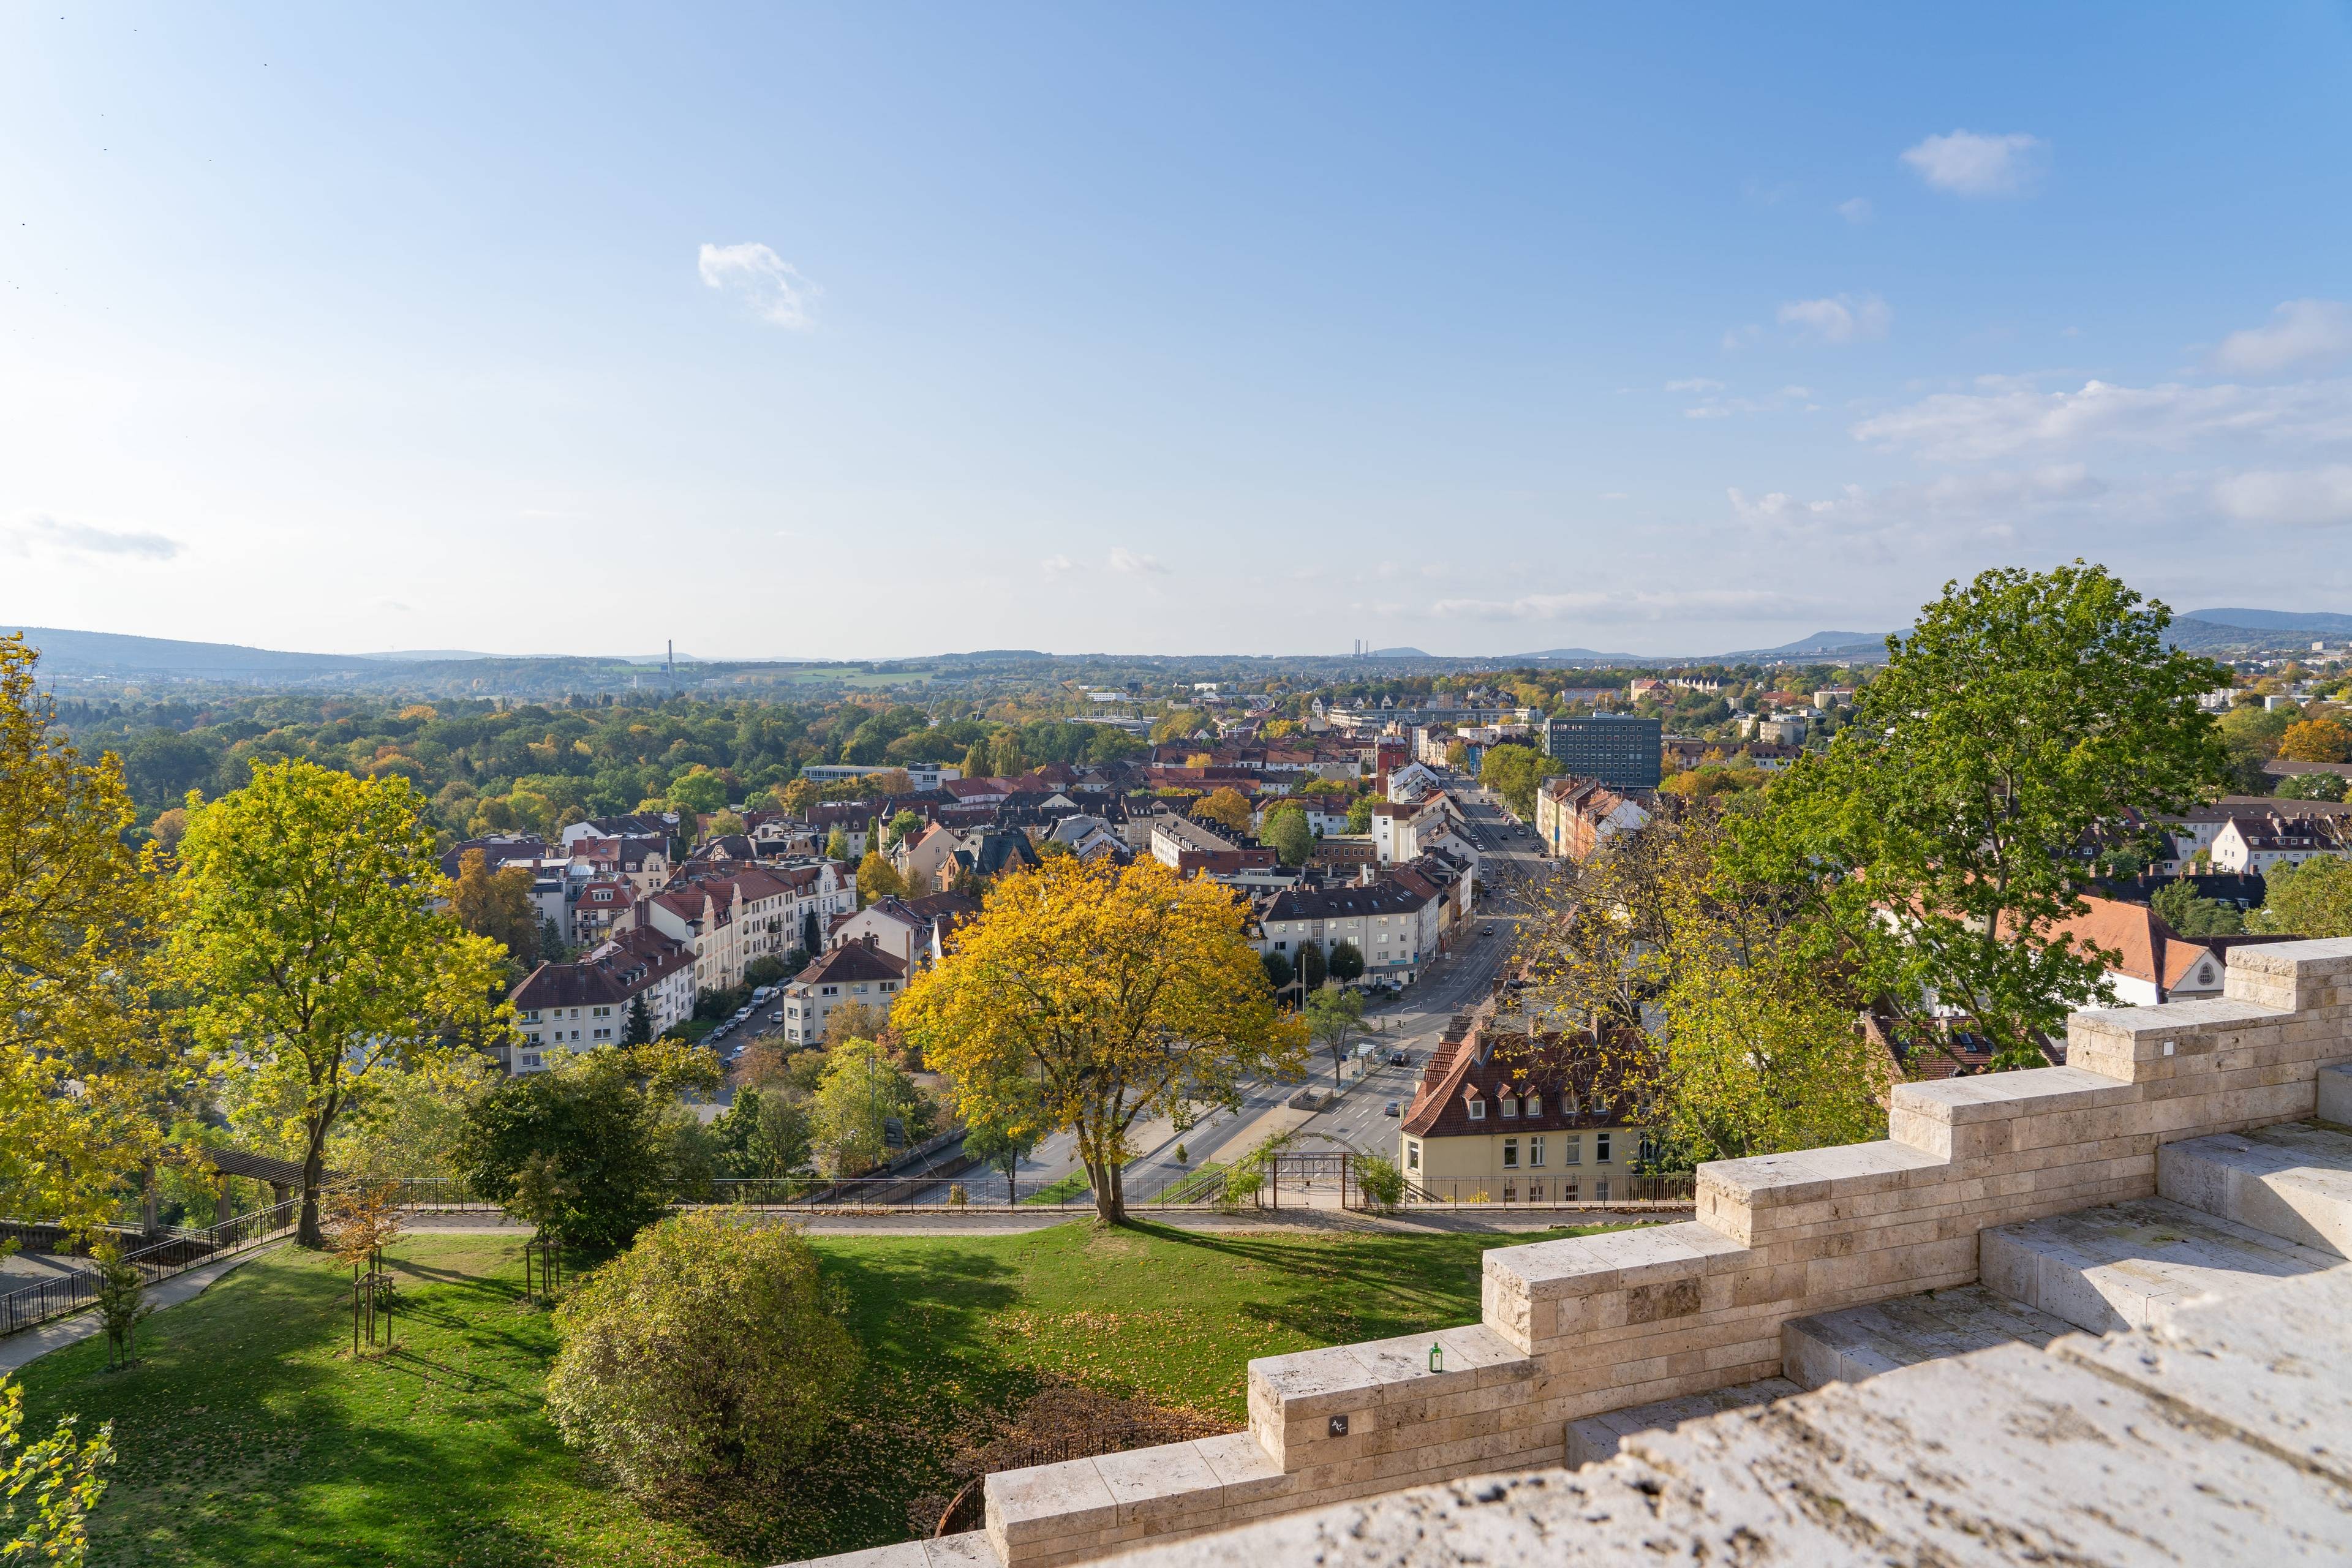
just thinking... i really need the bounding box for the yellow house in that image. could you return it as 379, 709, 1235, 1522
1397, 1030, 1647, 1204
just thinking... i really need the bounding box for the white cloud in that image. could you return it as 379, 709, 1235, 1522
1838, 197, 1873, 225
697, 242, 821, 330
1850, 378, 2352, 462
2211, 300, 2352, 377
1681, 383, 1819, 419
4, 513, 181, 561
1721, 323, 1763, 352
2211, 466, 2352, 527
1429, 587, 1812, 623
1900, 130, 2045, 196
1039, 553, 1075, 575
1730, 465, 2100, 537
1107, 548, 1168, 576
1778, 293, 1891, 344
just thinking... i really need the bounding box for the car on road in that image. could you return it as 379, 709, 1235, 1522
1389, 1049, 1409, 1066
1482, 923, 1496, 935
1384, 1101, 1400, 1117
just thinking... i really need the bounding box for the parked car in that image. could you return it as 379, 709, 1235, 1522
1384, 1101, 1401, 1117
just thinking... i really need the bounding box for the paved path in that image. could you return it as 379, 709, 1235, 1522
0, 1242, 290, 1374
401, 1207, 1681, 1238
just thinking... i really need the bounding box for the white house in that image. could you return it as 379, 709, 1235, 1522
779, 938, 909, 1046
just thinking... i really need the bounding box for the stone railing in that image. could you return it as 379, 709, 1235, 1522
971, 938, 2352, 1568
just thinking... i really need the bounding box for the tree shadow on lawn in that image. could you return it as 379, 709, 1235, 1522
14, 1239, 651, 1568
1120, 1222, 1488, 1341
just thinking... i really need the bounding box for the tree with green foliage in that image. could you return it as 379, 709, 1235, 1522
1724, 564, 2233, 1068
1354, 1153, 1405, 1210
1326, 939, 1365, 984
1479, 744, 1548, 819
810, 1040, 922, 1176
1304, 986, 1365, 1087
624, 995, 652, 1046
960, 739, 993, 779
1261, 802, 1313, 866
448, 848, 541, 974
1260, 948, 1294, 992
1297, 940, 1327, 990
167, 760, 512, 1246
0, 1377, 111, 1564
824, 826, 849, 861
2152, 880, 2244, 938
962, 1120, 1036, 1206
456, 1041, 720, 1254
2274, 772, 2349, 802
2217, 703, 2296, 793
666, 766, 731, 816
2248, 856, 2352, 938
707, 1087, 812, 1178
546, 1210, 858, 1496
1345, 794, 1375, 834
855, 848, 907, 906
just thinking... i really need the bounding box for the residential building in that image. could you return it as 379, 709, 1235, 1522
1044, 813, 1126, 861
557, 813, 675, 851
438, 834, 548, 880
571, 834, 672, 893
1534, 775, 1652, 862
1256, 875, 1451, 986
2208, 812, 2347, 875
826, 891, 981, 972
630, 860, 853, 994
570, 875, 636, 947
2023, 894, 2228, 1007
1542, 714, 1663, 791
1384, 760, 1442, 802
779, 937, 909, 1046
800, 762, 963, 791
507, 928, 695, 1074
892, 821, 964, 894
1397, 1022, 1648, 1202
1369, 792, 1476, 869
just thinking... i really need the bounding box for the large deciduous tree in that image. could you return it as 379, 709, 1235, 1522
1479, 744, 1548, 819
1192, 787, 1253, 834
1726, 564, 2231, 1068
448, 848, 541, 972
2249, 856, 2352, 938
899, 857, 1304, 1223
1261, 803, 1313, 867
0, 633, 169, 1232
167, 760, 513, 1246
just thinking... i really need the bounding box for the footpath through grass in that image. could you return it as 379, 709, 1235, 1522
11, 1219, 1626, 1567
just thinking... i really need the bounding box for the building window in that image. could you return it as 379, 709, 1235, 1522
1563, 1134, 1581, 1165
1525, 1093, 1541, 1117
592, 1005, 611, 1018
1405, 1140, 1420, 1172
1502, 1138, 1518, 1169
1596, 1133, 1613, 1163
1467, 1098, 1485, 1120
1499, 1096, 1518, 1118
1529, 1136, 1545, 1167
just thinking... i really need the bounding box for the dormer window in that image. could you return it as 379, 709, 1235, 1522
1525, 1093, 1542, 1117
1466, 1096, 1485, 1120
1499, 1096, 1518, 1118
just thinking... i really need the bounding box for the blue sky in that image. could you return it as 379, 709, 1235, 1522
4, 4, 2350, 658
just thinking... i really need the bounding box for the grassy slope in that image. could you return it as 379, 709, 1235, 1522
13, 1221, 1619, 1567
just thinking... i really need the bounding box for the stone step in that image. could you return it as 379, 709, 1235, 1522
1978, 1195, 2340, 1334
1778, 1283, 2073, 1391
1563, 1376, 1800, 1468
2157, 1121, 2352, 1259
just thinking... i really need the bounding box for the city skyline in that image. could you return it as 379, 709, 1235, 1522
4, 4, 2350, 658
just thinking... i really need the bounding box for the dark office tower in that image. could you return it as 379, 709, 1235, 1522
1540, 714, 1663, 790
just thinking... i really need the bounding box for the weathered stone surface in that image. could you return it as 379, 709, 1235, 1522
1980, 1195, 2339, 1332
921, 1533, 1003, 1568
2054, 1261, 2352, 1488
1093, 1331, 2352, 1567
2159, 1121, 2352, 1257
1562, 1374, 1798, 1466
1780, 1281, 2071, 1389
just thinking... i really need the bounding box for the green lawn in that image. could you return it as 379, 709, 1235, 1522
12, 1220, 1624, 1567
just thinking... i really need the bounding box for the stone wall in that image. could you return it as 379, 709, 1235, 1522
976, 938, 2352, 1568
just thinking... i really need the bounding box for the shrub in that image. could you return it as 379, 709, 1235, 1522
1355, 1154, 1405, 1212
546, 1209, 858, 1494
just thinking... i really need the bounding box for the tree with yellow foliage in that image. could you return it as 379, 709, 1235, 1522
897, 857, 1303, 1223
1192, 786, 1253, 835
0, 633, 169, 1234
166, 761, 512, 1246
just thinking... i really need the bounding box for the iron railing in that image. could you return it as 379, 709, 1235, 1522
0, 1196, 304, 1340
1393, 1172, 1695, 1208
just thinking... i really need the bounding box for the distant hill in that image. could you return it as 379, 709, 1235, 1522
8, 626, 374, 678
1368, 646, 1434, 659
2182, 609, 2352, 636
1710, 631, 1894, 663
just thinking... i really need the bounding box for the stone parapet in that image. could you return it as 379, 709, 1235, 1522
816, 938, 2352, 1568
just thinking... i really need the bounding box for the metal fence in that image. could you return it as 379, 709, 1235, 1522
0, 1196, 304, 1340
1396, 1172, 1695, 1208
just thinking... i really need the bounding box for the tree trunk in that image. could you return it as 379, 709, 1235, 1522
298, 1119, 330, 1248
1087, 1153, 1126, 1226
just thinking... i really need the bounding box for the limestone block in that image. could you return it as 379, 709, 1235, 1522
1979, 1196, 2337, 1333
2157, 1122, 2352, 1257
1562, 1375, 1798, 1467
1091, 1444, 1223, 1528
1780, 1283, 2072, 1390
923, 1532, 1003, 1568
788, 1542, 933, 1568
2320, 1061, 2352, 1124
986, 1458, 1120, 1551
2052, 1261, 2352, 1488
